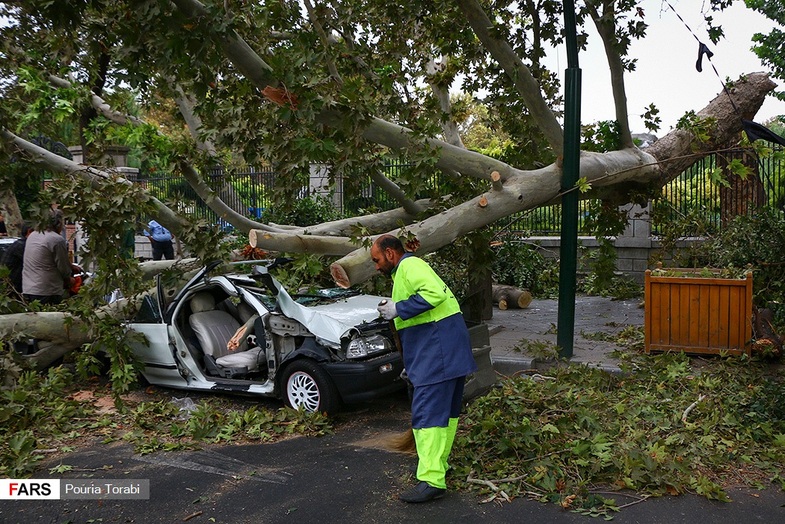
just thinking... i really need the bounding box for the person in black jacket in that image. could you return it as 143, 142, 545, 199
1, 221, 31, 296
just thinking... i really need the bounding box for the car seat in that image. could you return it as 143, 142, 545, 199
188, 292, 262, 378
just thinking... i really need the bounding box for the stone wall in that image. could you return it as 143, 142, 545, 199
526, 203, 701, 283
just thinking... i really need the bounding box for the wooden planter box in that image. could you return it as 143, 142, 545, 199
644, 268, 753, 356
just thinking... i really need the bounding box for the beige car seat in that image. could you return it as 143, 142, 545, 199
188, 292, 262, 376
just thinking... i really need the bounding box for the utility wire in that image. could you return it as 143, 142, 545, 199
664, 0, 741, 115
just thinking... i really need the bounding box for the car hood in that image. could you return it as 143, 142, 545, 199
272, 276, 386, 346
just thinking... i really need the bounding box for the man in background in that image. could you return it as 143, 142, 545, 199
144, 219, 174, 260
22, 208, 74, 305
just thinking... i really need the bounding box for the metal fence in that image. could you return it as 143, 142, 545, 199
494, 147, 785, 237
139, 148, 785, 236
650, 147, 785, 236
140, 165, 278, 227
139, 161, 436, 225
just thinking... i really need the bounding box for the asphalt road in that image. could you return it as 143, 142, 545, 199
4, 392, 784, 524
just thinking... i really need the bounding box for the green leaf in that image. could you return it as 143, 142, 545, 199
576, 177, 592, 193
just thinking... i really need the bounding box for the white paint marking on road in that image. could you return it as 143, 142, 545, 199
133, 448, 291, 484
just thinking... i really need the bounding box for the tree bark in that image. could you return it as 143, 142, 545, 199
0, 189, 23, 237
462, 268, 494, 321
645, 73, 776, 183
719, 149, 766, 225
587, 3, 633, 149
249, 229, 357, 255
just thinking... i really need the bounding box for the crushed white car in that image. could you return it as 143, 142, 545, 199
126, 260, 405, 414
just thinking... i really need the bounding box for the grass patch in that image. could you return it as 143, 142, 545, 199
0, 367, 332, 477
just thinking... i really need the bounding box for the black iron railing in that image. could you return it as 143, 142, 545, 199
139, 148, 785, 236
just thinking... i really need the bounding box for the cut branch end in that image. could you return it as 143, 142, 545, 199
330, 262, 351, 289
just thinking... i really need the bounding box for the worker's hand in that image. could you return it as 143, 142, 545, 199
377, 299, 398, 320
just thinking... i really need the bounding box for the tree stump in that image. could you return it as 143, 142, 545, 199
492, 284, 532, 310
752, 307, 783, 358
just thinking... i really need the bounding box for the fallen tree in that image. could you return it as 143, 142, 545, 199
0, 1, 779, 373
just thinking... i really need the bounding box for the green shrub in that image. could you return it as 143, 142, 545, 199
261, 194, 341, 227
492, 241, 559, 298
689, 208, 785, 316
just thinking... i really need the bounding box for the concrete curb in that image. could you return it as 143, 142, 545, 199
491, 355, 624, 376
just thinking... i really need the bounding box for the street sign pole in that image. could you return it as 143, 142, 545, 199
557, 1, 582, 358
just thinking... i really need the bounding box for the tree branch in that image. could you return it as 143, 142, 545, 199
320, 112, 520, 181
1, 129, 187, 236
645, 72, 775, 182
330, 148, 660, 287
368, 169, 424, 216
587, 2, 633, 148
178, 162, 263, 234
172, 0, 519, 183
248, 229, 356, 255
427, 58, 465, 148
174, 84, 219, 157
171, 0, 278, 90
48, 73, 145, 127
455, 0, 564, 153
302, 0, 343, 86
296, 201, 430, 236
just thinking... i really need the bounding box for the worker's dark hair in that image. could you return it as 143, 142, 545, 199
20, 221, 32, 237
375, 234, 404, 254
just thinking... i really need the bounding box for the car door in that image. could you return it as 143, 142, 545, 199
126, 275, 188, 387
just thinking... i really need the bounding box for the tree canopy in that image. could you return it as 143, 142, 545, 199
0, 0, 781, 370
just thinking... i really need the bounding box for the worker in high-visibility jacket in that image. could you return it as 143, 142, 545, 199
371, 234, 477, 503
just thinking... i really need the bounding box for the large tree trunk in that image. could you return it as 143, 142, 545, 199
719, 149, 766, 226
327, 74, 775, 288
0, 67, 775, 353
462, 268, 494, 322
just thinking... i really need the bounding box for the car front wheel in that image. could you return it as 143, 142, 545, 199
281, 359, 340, 415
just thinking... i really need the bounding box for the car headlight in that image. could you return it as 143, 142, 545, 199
346, 334, 392, 359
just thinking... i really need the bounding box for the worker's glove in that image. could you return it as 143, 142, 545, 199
377, 299, 398, 320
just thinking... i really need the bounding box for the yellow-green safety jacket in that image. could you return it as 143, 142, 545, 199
391, 253, 477, 387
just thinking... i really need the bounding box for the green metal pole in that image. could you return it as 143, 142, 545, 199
557, 1, 581, 358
